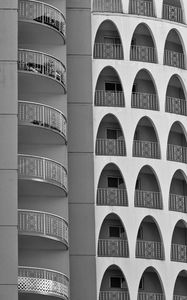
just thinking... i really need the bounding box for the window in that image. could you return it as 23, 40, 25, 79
105, 81, 122, 92
108, 176, 124, 188
107, 128, 123, 140
109, 226, 125, 238
110, 277, 126, 289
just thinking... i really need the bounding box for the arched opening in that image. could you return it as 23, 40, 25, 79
135, 165, 162, 209
96, 114, 126, 156
99, 265, 130, 299
136, 217, 164, 260
98, 213, 129, 257
165, 75, 187, 116
162, 0, 184, 23
167, 122, 187, 164
169, 170, 187, 213
129, 0, 155, 17
173, 270, 187, 298
171, 220, 187, 263
97, 163, 128, 206
130, 23, 157, 63
133, 117, 161, 159
93, 0, 123, 13
94, 20, 123, 60
95, 66, 125, 107
164, 29, 185, 69
131, 69, 159, 111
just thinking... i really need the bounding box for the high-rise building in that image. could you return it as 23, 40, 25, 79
1, 0, 187, 299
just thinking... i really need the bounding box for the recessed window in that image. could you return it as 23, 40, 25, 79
105, 82, 122, 92
108, 177, 123, 188
104, 36, 120, 44
107, 128, 123, 140
110, 277, 126, 288
109, 226, 124, 238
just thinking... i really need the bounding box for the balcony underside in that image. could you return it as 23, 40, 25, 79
19, 295, 66, 300
19, 235, 68, 250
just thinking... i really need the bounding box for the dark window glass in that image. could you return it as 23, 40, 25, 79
110, 277, 121, 288
107, 129, 117, 139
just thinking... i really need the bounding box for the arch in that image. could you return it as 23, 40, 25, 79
132, 116, 161, 159
131, 68, 159, 111
129, 0, 155, 17
95, 113, 126, 156
162, 0, 184, 23
92, 0, 123, 13
171, 220, 187, 264
130, 22, 158, 63
169, 169, 187, 213
173, 270, 187, 298
97, 213, 129, 257
97, 163, 128, 206
93, 19, 124, 60
94, 66, 125, 107
134, 165, 163, 209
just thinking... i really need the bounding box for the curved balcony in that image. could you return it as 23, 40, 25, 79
133, 140, 160, 159
18, 101, 67, 144
167, 144, 187, 164
163, 4, 183, 23
164, 50, 185, 69
138, 292, 165, 300
18, 209, 68, 249
97, 188, 128, 206
18, 266, 69, 299
18, 49, 66, 94
18, 154, 67, 196
99, 291, 130, 300
131, 92, 158, 111
96, 139, 126, 156
94, 43, 123, 60
166, 96, 187, 116
136, 240, 164, 260
18, 0, 66, 44
130, 45, 156, 63
93, 0, 123, 13
129, 0, 154, 17
169, 194, 187, 213
171, 244, 187, 263
98, 239, 129, 257
135, 190, 162, 209
95, 90, 125, 107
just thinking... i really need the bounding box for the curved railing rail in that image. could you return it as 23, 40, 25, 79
171, 243, 187, 263
135, 190, 162, 209
131, 92, 158, 111
166, 96, 187, 116
169, 193, 187, 213
164, 50, 185, 69
98, 239, 129, 257
138, 292, 165, 300
97, 188, 128, 206
130, 45, 156, 63
136, 240, 164, 260
129, 0, 154, 17
18, 266, 69, 299
18, 209, 68, 245
96, 139, 126, 156
167, 144, 187, 164
99, 291, 130, 300
133, 140, 160, 159
18, 101, 67, 139
18, 154, 67, 192
163, 4, 183, 23
19, 0, 66, 38
174, 295, 187, 300
94, 43, 123, 59
93, 0, 123, 12
18, 49, 66, 88
95, 90, 125, 107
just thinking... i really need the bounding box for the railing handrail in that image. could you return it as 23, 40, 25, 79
95, 42, 122, 47
131, 44, 155, 51
96, 90, 123, 94
168, 143, 187, 150
166, 95, 186, 103
99, 238, 127, 242
98, 187, 126, 192
137, 240, 162, 246
170, 192, 187, 198
165, 49, 184, 56
97, 138, 124, 141
132, 91, 157, 97
134, 139, 158, 145
172, 242, 187, 247
163, 3, 182, 11
136, 189, 161, 196
138, 291, 165, 297
18, 265, 69, 281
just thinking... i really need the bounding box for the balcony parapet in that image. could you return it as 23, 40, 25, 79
96, 139, 126, 156
135, 190, 162, 209
169, 193, 187, 213
171, 244, 187, 263
133, 140, 160, 159
94, 43, 123, 60
18, 209, 68, 246
95, 90, 125, 107
129, 0, 154, 17
166, 96, 187, 116
97, 188, 128, 206
164, 50, 185, 69
98, 239, 129, 257
167, 144, 187, 164
163, 4, 183, 23
93, 0, 122, 13
130, 45, 156, 63
131, 92, 158, 111
18, 266, 69, 299
18, 101, 67, 141
99, 291, 130, 300
138, 292, 165, 300
18, 0, 66, 40
18, 154, 67, 193
136, 240, 164, 260
174, 296, 187, 300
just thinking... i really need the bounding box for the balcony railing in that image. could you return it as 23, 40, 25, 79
18, 0, 66, 38
171, 244, 187, 263
130, 45, 156, 63
18, 266, 69, 299
97, 188, 128, 206
169, 193, 187, 213
18, 101, 67, 139
131, 92, 158, 111
166, 96, 187, 116
136, 240, 164, 260
135, 190, 162, 209
95, 90, 125, 107
164, 50, 185, 69
18, 49, 66, 88
93, 0, 123, 13
133, 140, 160, 159
129, 0, 154, 17
18, 154, 67, 192
138, 292, 165, 300
99, 291, 130, 300
163, 4, 183, 23
98, 239, 129, 257
174, 295, 187, 300
18, 209, 68, 245
94, 43, 123, 60
167, 144, 187, 164
96, 139, 126, 156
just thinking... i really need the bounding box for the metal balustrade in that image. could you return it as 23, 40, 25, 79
99, 291, 130, 300
19, 0, 66, 38
164, 50, 185, 69
95, 90, 125, 107
163, 4, 183, 23
93, 0, 122, 12
18, 209, 68, 245
94, 43, 123, 59
18, 49, 66, 88
18, 266, 69, 299
138, 292, 165, 300
18, 101, 67, 139
171, 244, 187, 263
98, 239, 129, 257
166, 96, 187, 116
129, 0, 154, 17
136, 240, 164, 260
130, 45, 156, 63
169, 193, 187, 213
97, 188, 128, 206
131, 92, 158, 111
167, 144, 187, 164
174, 295, 187, 300
96, 139, 126, 156
18, 154, 67, 192
135, 190, 162, 209
133, 140, 160, 159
